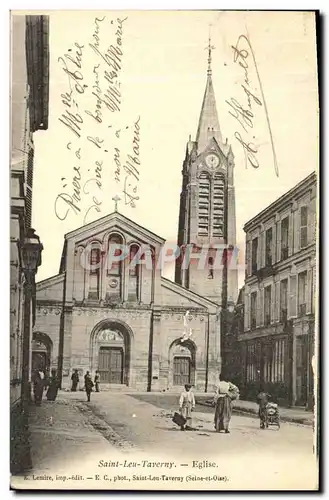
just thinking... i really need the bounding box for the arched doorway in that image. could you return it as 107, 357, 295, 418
90, 320, 133, 386
31, 332, 52, 374
169, 339, 196, 387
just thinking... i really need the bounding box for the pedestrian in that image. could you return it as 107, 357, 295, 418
94, 370, 100, 392
84, 371, 94, 402
213, 374, 239, 434
179, 384, 195, 431
71, 369, 79, 392
33, 370, 44, 406
46, 369, 60, 401
257, 388, 271, 429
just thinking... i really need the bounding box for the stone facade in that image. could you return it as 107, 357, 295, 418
34, 213, 220, 391
238, 172, 317, 407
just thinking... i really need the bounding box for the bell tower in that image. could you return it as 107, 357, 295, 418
175, 38, 238, 305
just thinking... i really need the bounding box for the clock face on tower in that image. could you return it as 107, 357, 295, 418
205, 153, 219, 168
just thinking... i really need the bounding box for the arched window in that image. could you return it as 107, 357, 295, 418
106, 234, 123, 302
88, 244, 101, 300
213, 174, 225, 237
128, 244, 141, 301
198, 172, 210, 235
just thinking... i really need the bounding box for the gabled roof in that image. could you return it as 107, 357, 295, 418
161, 277, 219, 311
64, 211, 166, 246
36, 272, 65, 290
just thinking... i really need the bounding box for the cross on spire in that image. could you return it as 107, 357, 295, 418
112, 194, 121, 212
206, 27, 215, 76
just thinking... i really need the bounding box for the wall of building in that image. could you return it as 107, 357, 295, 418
10, 15, 29, 410
239, 173, 317, 406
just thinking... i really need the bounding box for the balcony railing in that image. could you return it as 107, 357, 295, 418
281, 247, 289, 260
299, 303, 307, 316
264, 313, 271, 326
280, 308, 288, 322
254, 264, 276, 281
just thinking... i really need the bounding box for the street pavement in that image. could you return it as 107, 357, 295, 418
11, 390, 318, 491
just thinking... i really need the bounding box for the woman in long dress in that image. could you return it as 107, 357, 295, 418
33, 371, 44, 406
46, 369, 59, 401
213, 377, 239, 433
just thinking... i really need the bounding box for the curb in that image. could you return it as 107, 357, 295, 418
196, 400, 313, 427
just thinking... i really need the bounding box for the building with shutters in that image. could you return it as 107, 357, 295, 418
238, 172, 317, 407
33, 41, 238, 392
10, 14, 49, 472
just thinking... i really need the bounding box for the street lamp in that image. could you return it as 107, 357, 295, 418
20, 228, 43, 402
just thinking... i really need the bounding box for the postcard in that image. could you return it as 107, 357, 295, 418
10, 10, 319, 491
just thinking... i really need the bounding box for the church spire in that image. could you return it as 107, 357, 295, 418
196, 35, 222, 152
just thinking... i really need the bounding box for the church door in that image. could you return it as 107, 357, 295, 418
99, 347, 123, 384
173, 356, 191, 386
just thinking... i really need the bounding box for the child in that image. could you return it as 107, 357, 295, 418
179, 384, 195, 431
257, 389, 271, 429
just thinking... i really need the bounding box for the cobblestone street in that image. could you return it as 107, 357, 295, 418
11, 390, 318, 490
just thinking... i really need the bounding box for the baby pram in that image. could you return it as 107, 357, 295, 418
265, 402, 280, 429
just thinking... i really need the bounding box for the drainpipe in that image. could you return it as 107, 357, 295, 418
205, 316, 210, 393
57, 270, 67, 388
147, 312, 154, 392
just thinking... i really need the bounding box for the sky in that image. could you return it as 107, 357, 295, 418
29, 10, 318, 287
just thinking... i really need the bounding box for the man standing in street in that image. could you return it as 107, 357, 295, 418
84, 371, 94, 402
94, 370, 100, 392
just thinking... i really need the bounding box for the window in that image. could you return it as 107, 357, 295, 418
198, 173, 210, 235
262, 342, 272, 383
207, 256, 214, 279
289, 275, 297, 317
128, 244, 140, 301
298, 271, 307, 316
107, 234, 122, 276
106, 234, 123, 302
264, 285, 272, 326
300, 206, 308, 248
246, 343, 257, 382
280, 279, 288, 322
265, 227, 273, 266
212, 175, 225, 237
251, 237, 258, 273
271, 339, 285, 383
281, 217, 289, 260
251, 291, 257, 329
88, 246, 101, 300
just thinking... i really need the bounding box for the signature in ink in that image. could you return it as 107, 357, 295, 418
58, 43, 87, 138
83, 159, 103, 224
226, 34, 279, 177
123, 116, 140, 208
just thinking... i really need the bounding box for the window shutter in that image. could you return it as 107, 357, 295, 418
256, 290, 261, 327
289, 275, 297, 318
274, 281, 280, 322
259, 232, 264, 269
259, 288, 264, 326
276, 220, 281, 262
247, 240, 252, 276
307, 269, 312, 314
244, 293, 250, 331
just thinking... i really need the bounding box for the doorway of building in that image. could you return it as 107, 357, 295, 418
31, 333, 52, 374
98, 346, 123, 384
32, 352, 47, 373
173, 356, 191, 386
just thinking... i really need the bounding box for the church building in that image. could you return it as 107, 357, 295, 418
33, 43, 238, 392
